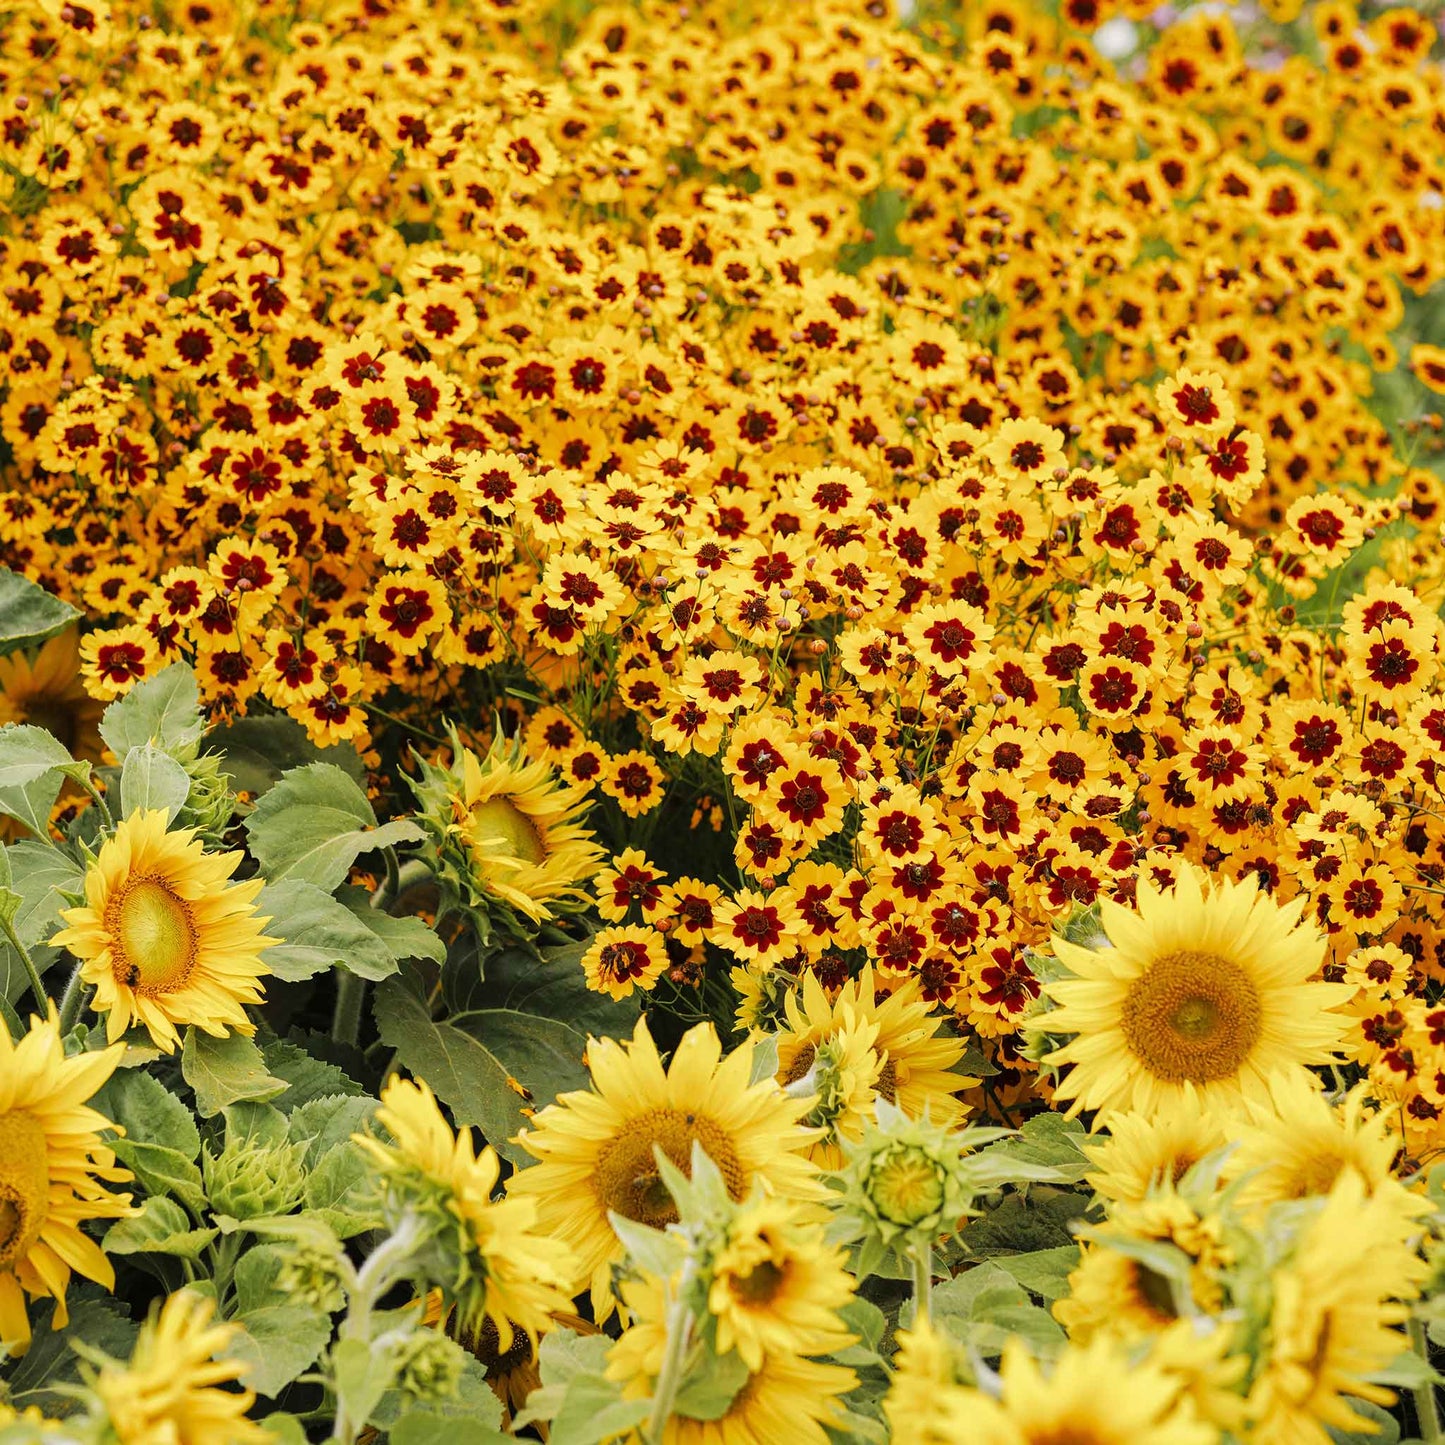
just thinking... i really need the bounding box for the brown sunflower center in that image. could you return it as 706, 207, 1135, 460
469, 796, 547, 866
730, 1257, 785, 1307
780, 1042, 816, 1087
0, 1112, 50, 1268
1120, 950, 1262, 1083
111, 878, 199, 994
593, 1108, 747, 1228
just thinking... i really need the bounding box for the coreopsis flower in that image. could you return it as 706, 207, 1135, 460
0, 1012, 131, 1357
580, 923, 669, 1000
51, 810, 275, 1053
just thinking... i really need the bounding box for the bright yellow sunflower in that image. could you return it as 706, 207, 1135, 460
1083, 1089, 1229, 1204
92, 1289, 271, 1444
607, 1272, 857, 1445
773, 965, 975, 1133
0, 1011, 132, 1357
50, 810, 275, 1053
1220, 1071, 1408, 1215
0, 630, 105, 762
510, 1018, 823, 1318
357, 1076, 576, 1349
1037, 862, 1355, 1119
439, 736, 605, 926
707, 1197, 856, 1370
1246, 1171, 1429, 1445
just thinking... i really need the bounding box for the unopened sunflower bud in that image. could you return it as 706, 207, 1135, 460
203, 1139, 306, 1221
390, 1328, 467, 1403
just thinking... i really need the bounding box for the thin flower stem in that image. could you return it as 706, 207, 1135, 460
911, 1240, 933, 1325
57, 961, 90, 1035
2, 916, 49, 1014
645, 1253, 699, 1445
332, 973, 366, 1049
1410, 1317, 1442, 1445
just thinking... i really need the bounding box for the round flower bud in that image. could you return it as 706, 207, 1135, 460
203, 1140, 306, 1221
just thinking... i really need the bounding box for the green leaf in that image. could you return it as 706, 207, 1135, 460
456, 1008, 590, 1114
245, 763, 423, 890
231, 1302, 333, 1398
118, 743, 192, 822
990, 1245, 1080, 1302
261, 1038, 364, 1110
2, 1291, 138, 1416
479, 938, 640, 1038
233, 1245, 292, 1314
607, 1215, 688, 1281
391, 1416, 512, 1445
94, 1069, 202, 1156
0, 570, 79, 654
104, 1196, 216, 1259
7, 841, 84, 949
182, 1029, 287, 1117
934, 1264, 1065, 1358
513, 1332, 651, 1445
305, 1141, 382, 1238
674, 1347, 750, 1422
224, 1101, 290, 1151
332, 1336, 397, 1434
257, 879, 400, 982
288, 1094, 377, 1164
99, 664, 203, 758
337, 884, 445, 963
109, 1138, 208, 1215
373, 978, 531, 1164
0, 724, 85, 837
209, 715, 366, 798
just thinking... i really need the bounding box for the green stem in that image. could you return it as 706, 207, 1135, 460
1410, 1317, 1442, 1444
644, 1254, 698, 1445
332, 973, 365, 1049
2, 916, 49, 1014
911, 1241, 933, 1326
57, 961, 89, 1035
80, 776, 114, 828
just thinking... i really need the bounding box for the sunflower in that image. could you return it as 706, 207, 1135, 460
414, 731, 605, 929
959, 1336, 1218, 1445
0, 1011, 132, 1357
1246, 1172, 1429, 1445
883, 1319, 971, 1445
707, 1197, 856, 1370
510, 1018, 823, 1318
774, 966, 975, 1130
51, 810, 275, 1053
607, 1274, 857, 1445
1219, 1072, 1407, 1215
1036, 862, 1355, 1119
91, 1289, 271, 1445
0, 629, 105, 762
357, 1076, 576, 1349
1083, 1089, 1228, 1204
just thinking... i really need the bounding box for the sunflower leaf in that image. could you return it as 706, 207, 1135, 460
93, 1067, 201, 1159
119, 743, 192, 823
104, 1196, 217, 1259
257, 879, 400, 982
230, 1301, 334, 1399
0, 570, 80, 655
0, 724, 83, 837
98, 663, 203, 757
183, 1028, 288, 1117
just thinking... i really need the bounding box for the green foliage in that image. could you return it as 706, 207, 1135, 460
117, 742, 191, 822
258, 879, 403, 982
182, 1028, 288, 1117
98, 664, 204, 758
0, 725, 88, 837
0, 569, 81, 654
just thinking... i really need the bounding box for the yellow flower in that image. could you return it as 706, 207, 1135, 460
1246, 1171, 1429, 1445
93, 1289, 271, 1445
1037, 861, 1355, 1119
51, 810, 275, 1053
448, 739, 605, 924
883, 1319, 972, 1445
0, 1011, 131, 1357
510, 1018, 822, 1318
1082, 1089, 1228, 1205
0, 629, 104, 761
357, 1076, 576, 1349
707, 1197, 855, 1370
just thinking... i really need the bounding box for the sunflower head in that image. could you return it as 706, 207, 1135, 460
1034, 861, 1355, 1120
409, 725, 605, 943
50, 809, 275, 1053
0, 630, 105, 762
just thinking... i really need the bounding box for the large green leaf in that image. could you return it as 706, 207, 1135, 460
261, 1038, 364, 1110
230, 1302, 333, 1399
7, 841, 84, 949
244, 763, 422, 891
104, 1197, 217, 1259
257, 879, 400, 982
469, 937, 639, 1039
0, 570, 80, 655
118, 743, 191, 823
457, 1008, 590, 1113
2, 1291, 138, 1417
0, 724, 86, 837
92, 1068, 200, 1159
336, 884, 445, 964
98, 663, 203, 758
209, 714, 366, 797
182, 1029, 287, 1117
109, 1138, 208, 1215
372, 979, 531, 1164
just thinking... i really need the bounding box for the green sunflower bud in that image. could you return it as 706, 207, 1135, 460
174, 745, 237, 846
276, 1239, 348, 1314
203, 1139, 306, 1221
389, 1328, 466, 1403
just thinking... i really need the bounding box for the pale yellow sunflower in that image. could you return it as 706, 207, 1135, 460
357, 1076, 576, 1349
0, 630, 104, 762
449, 739, 605, 924
510, 1018, 823, 1318
92, 1289, 271, 1444
51, 810, 275, 1053
1083, 1088, 1229, 1204
1036, 862, 1354, 1119
0, 1011, 132, 1357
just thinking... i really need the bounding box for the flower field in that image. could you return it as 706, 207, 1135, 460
1, 0, 1445, 1438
